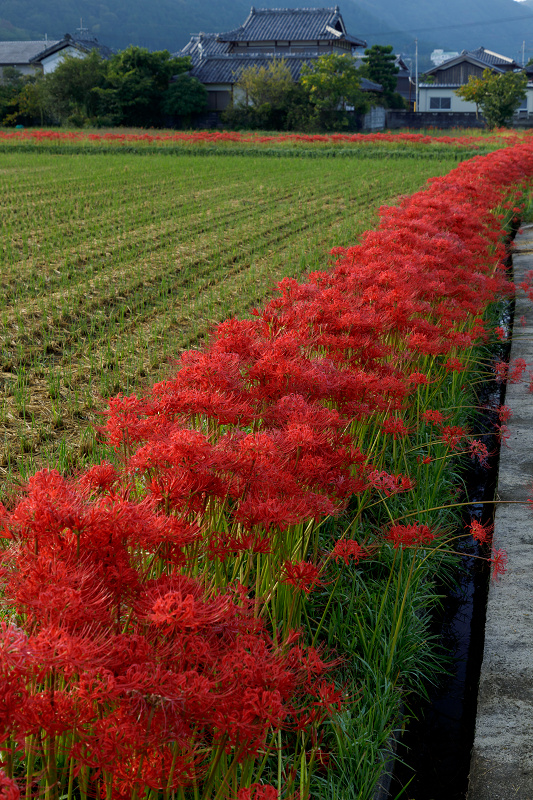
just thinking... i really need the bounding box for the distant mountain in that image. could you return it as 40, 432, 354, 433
2, 0, 533, 69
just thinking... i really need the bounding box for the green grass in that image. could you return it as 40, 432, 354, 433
0, 149, 459, 486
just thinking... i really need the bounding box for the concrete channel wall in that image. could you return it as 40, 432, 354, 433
467, 225, 533, 799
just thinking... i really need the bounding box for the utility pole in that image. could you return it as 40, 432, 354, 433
523, 40, 526, 67
415, 38, 419, 112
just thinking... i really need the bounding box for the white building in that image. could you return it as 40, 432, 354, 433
0, 34, 114, 81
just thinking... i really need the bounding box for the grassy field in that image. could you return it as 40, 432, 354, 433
0, 149, 460, 487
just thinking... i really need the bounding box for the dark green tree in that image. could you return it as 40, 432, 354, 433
12, 74, 52, 126
163, 73, 208, 126
103, 46, 191, 126
0, 67, 27, 124
360, 44, 402, 107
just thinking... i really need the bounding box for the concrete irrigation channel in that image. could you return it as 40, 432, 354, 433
467, 224, 533, 799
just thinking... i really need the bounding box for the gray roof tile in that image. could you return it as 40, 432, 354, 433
191, 51, 381, 90
31, 34, 115, 62
468, 47, 518, 67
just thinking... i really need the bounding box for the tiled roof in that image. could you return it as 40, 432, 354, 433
191, 52, 311, 83
190, 51, 381, 90
0, 40, 59, 65
218, 7, 365, 47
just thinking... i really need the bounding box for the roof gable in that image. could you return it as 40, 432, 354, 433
425, 47, 519, 76
30, 33, 114, 63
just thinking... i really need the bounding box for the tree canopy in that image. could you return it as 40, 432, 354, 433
162, 73, 208, 124
455, 68, 527, 129
235, 59, 294, 109
300, 53, 369, 129
1, 46, 208, 128
102, 46, 192, 126
222, 59, 299, 130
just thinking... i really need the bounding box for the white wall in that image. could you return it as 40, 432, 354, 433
40, 46, 85, 75
419, 82, 533, 115
418, 85, 478, 113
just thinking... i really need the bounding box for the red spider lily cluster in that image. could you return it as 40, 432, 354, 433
0, 128, 528, 149
1, 141, 532, 798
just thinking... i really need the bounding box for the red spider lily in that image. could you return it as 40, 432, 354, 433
207, 529, 272, 560
237, 785, 278, 800
441, 425, 467, 450
385, 523, 435, 549
490, 548, 508, 581
381, 416, 409, 438
330, 539, 368, 565
422, 409, 446, 427
78, 461, 120, 493
0, 771, 19, 800
493, 361, 509, 383
367, 470, 415, 497
497, 404, 512, 423
282, 561, 323, 594
233, 490, 337, 533
407, 372, 430, 386
312, 680, 344, 715
444, 357, 466, 372
519, 270, 533, 301
509, 357, 528, 383
494, 424, 511, 446
469, 519, 493, 545
143, 582, 234, 632
493, 358, 528, 386
469, 439, 490, 467
5, 552, 113, 629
